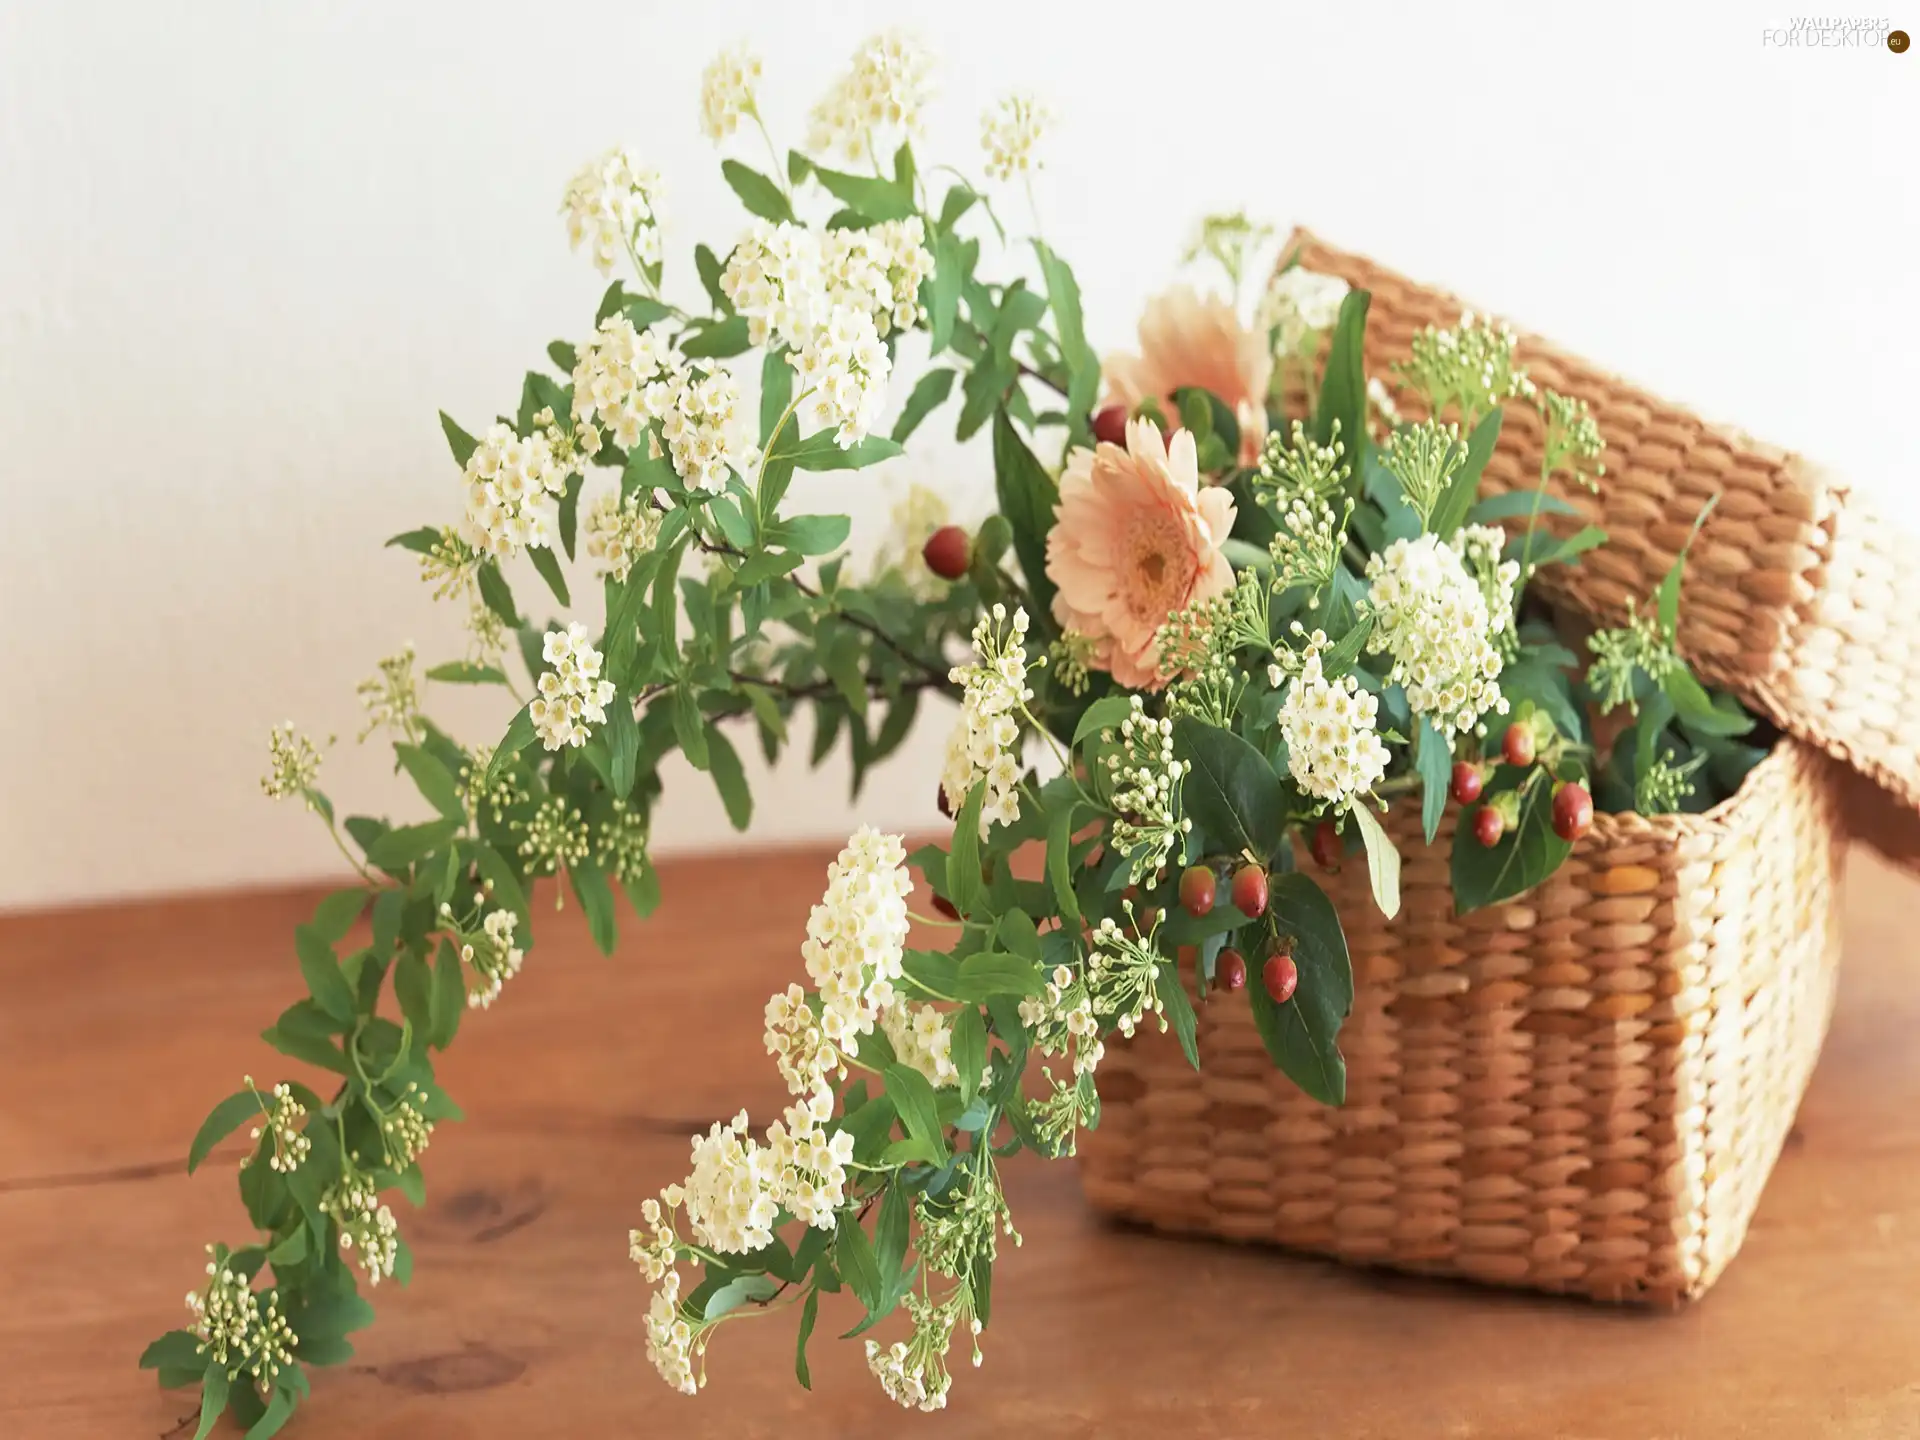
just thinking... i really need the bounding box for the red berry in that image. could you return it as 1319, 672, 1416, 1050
1215, 948, 1248, 992
1263, 950, 1300, 1005
1231, 864, 1269, 919
1091, 403, 1129, 446
1473, 805, 1505, 848
931, 894, 959, 920
1502, 723, 1536, 768
1450, 761, 1484, 806
1178, 865, 1216, 918
1309, 820, 1342, 872
1551, 781, 1594, 843
922, 525, 971, 581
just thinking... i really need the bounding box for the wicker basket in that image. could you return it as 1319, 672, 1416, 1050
1078, 232, 1920, 1304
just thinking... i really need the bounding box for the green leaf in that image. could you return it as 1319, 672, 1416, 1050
836, 1209, 885, 1317
1316, 614, 1375, 680
1034, 240, 1097, 442
811, 163, 915, 220
1072, 694, 1135, 748
703, 1272, 780, 1320
1415, 716, 1451, 844
795, 1286, 820, 1389
694, 244, 730, 312
1045, 806, 1083, 932
991, 411, 1060, 618
1350, 805, 1401, 919
733, 550, 802, 587
891, 368, 957, 444
1451, 771, 1573, 914
481, 706, 538, 791
430, 937, 465, 1049
1246, 873, 1354, 1105
759, 347, 795, 448
528, 544, 571, 606
1501, 654, 1585, 744
547, 338, 577, 372
140, 1330, 207, 1375
951, 1006, 987, 1097
194, 1363, 231, 1440
776, 431, 905, 472
1311, 289, 1371, 493
1467, 490, 1582, 524
394, 744, 464, 822
929, 231, 965, 355
822, 626, 869, 719
704, 724, 753, 830
600, 698, 640, 801
883, 1064, 949, 1164
425, 661, 508, 686
680, 315, 751, 359
1430, 409, 1504, 540
947, 788, 985, 915
295, 925, 357, 1023
1157, 958, 1200, 1069
438, 412, 477, 469
366, 819, 459, 871
954, 951, 1043, 1001
267, 1225, 309, 1268
1521, 523, 1608, 571
394, 948, 433, 1043
1657, 493, 1720, 637
245, 1383, 297, 1440
476, 561, 522, 629
1173, 717, 1286, 861
187, 1090, 262, 1174
721, 159, 792, 222
772, 514, 851, 555
385, 527, 441, 555
310, 888, 367, 945
1663, 665, 1755, 737
570, 858, 618, 956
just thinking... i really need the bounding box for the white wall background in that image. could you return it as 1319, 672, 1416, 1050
2, 0, 1915, 911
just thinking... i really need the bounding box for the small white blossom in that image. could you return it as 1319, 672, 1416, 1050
793, 305, 891, 446
764, 982, 841, 1105
260, 723, 325, 803
561, 147, 663, 278
459, 904, 525, 1010
980, 95, 1049, 183
461, 421, 571, 561
1278, 645, 1391, 810
645, 1270, 702, 1396
571, 314, 678, 453
1103, 698, 1191, 884
881, 998, 959, 1089
1259, 266, 1350, 359
941, 605, 1036, 837
185, 1247, 298, 1382
582, 490, 662, 583
659, 367, 755, 493
764, 1096, 857, 1228
355, 645, 422, 744
380, 1088, 434, 1169
802, 827, 913, 1050
722, 221, 826, 351
319, 1172, 400, 1285
529, 622, 617, 751
242, 1081, 310, 1175
1364, 531, 1512, 736
629, 1196, 678, 1284
699, 43, 763, 143
808, 31, 934, 163
670, 1111, 780, 1255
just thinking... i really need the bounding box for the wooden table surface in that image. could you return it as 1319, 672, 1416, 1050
6, 844, 1920, 1439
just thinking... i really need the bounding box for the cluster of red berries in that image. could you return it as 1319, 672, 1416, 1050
1177, 862, 1298, 1003
1450, 717, 1593, 847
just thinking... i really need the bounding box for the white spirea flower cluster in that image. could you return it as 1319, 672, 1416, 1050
461, 422, 572, 560
561, 147, 664, 277
808, 31, 934, 163
803, 826, 914, 1049
1260, 266, 1351, 359
356, 645, 422, 743
1083, 912, 1169, 1042
1364, 531, 1512, 736
457, 905, 524, 1010
661, 368, 755, 492
320, 1173, 399, 1285
571, 314, 678, 453
530, 622, 616, 751
645, 1270, 701, 1396
941, 605, 1036, 837
668, 1111, 782, 1254
261, 723, 324, 802
793, 306, 891, 447
699, 43, 762, 143
582, 489, 662, 583
243, 1081, 310, 1175
1278, 646, 1391, 809
764, 1095, 857, 1228
1019, 963, 1103, 1078
881, 998, 959, 1088
519, 795, 591, 874
1395, 310, 1537, 421
629, 1197, 678, 1284
381, 1089, 434, 1169
1103, 697, 1192, 885
980, 95, 1049, 183
865, 1293, 957, 1412
185, 1248, 297, 1382
765, 982, 841, 1104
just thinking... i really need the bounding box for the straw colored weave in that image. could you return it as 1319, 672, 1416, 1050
1281, 229, 1920, 856
1079, 740, 1845, 1304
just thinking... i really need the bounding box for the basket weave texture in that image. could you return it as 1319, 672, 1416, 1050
1078, 741, 1845, 1304
1279, 229, 1920, 853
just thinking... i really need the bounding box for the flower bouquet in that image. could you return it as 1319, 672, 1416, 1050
140, 33, 1780, 1433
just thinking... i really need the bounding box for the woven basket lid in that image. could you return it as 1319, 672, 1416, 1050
1282, 228, 1920, 860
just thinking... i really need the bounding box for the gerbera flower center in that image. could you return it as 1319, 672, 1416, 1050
1125, 511, 1193, 619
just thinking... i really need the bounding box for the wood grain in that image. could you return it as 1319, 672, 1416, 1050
4, 845, 1920, 1439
